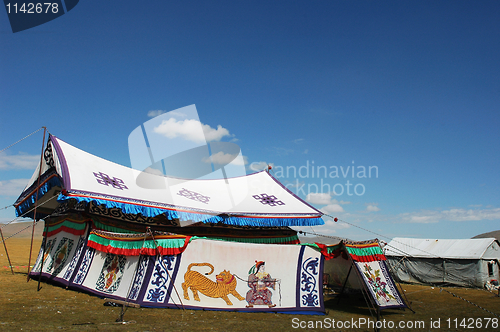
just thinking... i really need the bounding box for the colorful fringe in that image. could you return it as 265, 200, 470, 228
87, 229, 191, 256
43, 217, 88, 237
57, 193, 324, 227
314, 242, 343, 260
343, 241, 386, 262
191, 235, 300, 245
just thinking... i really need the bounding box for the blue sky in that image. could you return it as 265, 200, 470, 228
1, 1, 499, 241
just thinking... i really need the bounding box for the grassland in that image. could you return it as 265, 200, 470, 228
1, 236, 499, 331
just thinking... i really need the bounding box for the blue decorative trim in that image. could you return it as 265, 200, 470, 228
74, 247, 95, 285
296, 246, 305, 308
136, 256, 156, 302
165, 253, 182, 304
58, 194, 324, 227
300, 257, 319, 307
63, 235, 86, 281
213, 216, 324, 227
129, 255, 149, 301
15, 173, 61, 218
145, 255, 176, 303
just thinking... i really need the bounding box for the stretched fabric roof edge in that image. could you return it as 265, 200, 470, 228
15, 135, 325, 227
384, 237, 498, 259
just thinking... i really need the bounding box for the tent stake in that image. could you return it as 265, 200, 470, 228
27, 126, 46, 281
0, 228, 14, 275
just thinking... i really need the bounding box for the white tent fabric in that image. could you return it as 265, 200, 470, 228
19, 135, 327, 314
16, 136, 324, 227
384, 238, 500, 288
30, 221, 325, 314
384, 237, 500, 259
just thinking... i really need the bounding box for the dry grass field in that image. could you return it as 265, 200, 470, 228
1, 234, 499, 331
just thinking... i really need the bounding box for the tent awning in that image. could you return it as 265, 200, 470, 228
15, 135, 324, 227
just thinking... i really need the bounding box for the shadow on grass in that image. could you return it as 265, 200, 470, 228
324, 293, 373, 315
324, 292, 415, 319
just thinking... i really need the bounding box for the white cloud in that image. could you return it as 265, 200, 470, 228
284, 180, 304, 189
269, 147, 294, 156
153, 118, 231, 143
0, 153, 39, 170
248, 161, 273, 172
294, 220, 350, 238
322, 204, 344, 213
306, 193, 351, 208
203, 124, 231, 142
147, 110, 166, 118
148, 110, 188, 118
366, 203, 381, 212
0, 179, 30, 196
203, 152, 248, 166
293, 138, 304, 144
306, 193, 332, 205
399, 207, 500, 224
301, 217, 351, 235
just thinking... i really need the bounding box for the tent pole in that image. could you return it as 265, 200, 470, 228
116, 230, 149, 322
0, 228, 14, 275
37, 220, 48, 291
27, 126, 46, 281
336, 262, 353, 305
149, 228, 185, 311
348, 255, 379, 329
376, 307, 381, 332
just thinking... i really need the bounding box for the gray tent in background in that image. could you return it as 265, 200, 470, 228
384, 238, 500, 288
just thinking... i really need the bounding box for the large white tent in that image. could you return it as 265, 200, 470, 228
14, 135, 328, 314
384, 237, 500, 288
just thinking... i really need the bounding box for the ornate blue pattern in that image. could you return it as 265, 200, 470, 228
300, 257, 319, 307
146, 256, 175, 303
58, 193, 324, 227
74, 247, 95, 285
95, 254, 127, 294
32, 238, 55, 273
129, 255, 149, 300
47, 237, 74, 276
63, 236, 86, 280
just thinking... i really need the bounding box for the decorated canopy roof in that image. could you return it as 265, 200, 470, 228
15, 135, 324, 227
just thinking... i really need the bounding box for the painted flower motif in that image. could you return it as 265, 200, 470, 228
363, 264, 395, 303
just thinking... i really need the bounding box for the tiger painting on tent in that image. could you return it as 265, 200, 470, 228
182, 263, 245, 305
